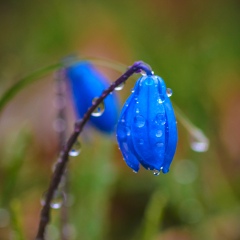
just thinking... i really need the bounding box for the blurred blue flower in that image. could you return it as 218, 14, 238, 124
66, 61, 119, 133
116, 75, 178, 174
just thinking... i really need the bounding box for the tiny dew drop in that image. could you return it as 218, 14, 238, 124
153, 169, 160, 176
133, 170, 138, 173
115, 82, 125, 91
166, 88, 173, 97
190, 140, 209, 152
190, 129, 209, 152
134, 115, 145, 128
41, 190, 65, 209
91, 97, 105, 117
69, 141, 81, 157
156, 130, 163, 137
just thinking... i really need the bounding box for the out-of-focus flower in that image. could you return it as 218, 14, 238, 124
66, 61, 119, 133
116, 75, 178, 174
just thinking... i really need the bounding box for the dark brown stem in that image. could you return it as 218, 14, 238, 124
54, 69, 69, 240
35, 61, 153, 240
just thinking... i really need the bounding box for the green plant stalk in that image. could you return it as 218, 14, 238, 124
0, 63, 62, 112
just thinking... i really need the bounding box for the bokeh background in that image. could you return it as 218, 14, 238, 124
0, 0, 240, 239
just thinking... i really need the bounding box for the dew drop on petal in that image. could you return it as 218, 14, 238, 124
156, 142, 164, 148
145, 77, 154, 85
155, 113, 166, 125
153, 169, 160, 176
136, 108, 140, 114
156, 130, 163, 137
166, 88, 173, 97
133, 170, 138, 173
158, 97, 165, 103
114, 82, 125, 91
91, 97, 105, 117
138, 139, 144, 145
69, 141, 81, 157
134, 115, 145, 128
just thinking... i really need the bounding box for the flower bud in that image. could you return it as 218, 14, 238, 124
116, 75, 178, 174
66, 61, 119, 133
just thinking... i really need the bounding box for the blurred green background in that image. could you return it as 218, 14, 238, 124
0, 0, 240, 239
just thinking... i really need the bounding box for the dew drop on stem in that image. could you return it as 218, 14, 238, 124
91, 97, 105, 117
41, 190, 65, 209
115, 82, 125, 91
69, 140, 81, 157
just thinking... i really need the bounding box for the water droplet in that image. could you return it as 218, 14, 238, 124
136, 108, 140, 114
190, 130, 209, 152
133, 170, 137, 173
166, 88, 173, 97
156, 130, 163, 137
145, 77, 154, 85
151, 71, 155, 75
153, 169, 160, 176
91, 98, 105, 117
140, 70, 147, 76
53, 118, 66, 132
134, 115, 145, 128
118, 125, 131, 139
69, 141, 81, 157
191, 141, 209, 152
115, 82, 125, 91
41, 190, 65, 209
156, 142, 164, 148
131, 89, 135, 93
138, 139, 144, 145
158, 97, 165, 104
155, 113, 166, 125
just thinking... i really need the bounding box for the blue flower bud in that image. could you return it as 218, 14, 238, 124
116, 75, 178, 174
66, 61, 119, 133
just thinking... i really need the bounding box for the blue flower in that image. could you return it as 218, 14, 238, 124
116, 75, 178, 174
66, 61, 119, 133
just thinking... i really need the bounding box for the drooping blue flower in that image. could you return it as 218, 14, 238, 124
66, 61, 119, 133
116, 75, 178, 174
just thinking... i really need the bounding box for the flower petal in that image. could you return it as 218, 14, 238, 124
117, 93, 140, 172
67, 61, 119, 133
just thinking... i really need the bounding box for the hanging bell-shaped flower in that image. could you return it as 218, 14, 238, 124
116, 75, 178, 174
66, 61, 119, 133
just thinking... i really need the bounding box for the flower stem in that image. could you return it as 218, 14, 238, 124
35, 61, 153, 240
0, 63, 62, 113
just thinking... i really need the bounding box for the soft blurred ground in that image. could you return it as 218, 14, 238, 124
0, 0, 240, 239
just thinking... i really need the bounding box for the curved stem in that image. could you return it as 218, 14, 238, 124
0, 63, 62, 112
35, 61, 153, 240
0, 57, 126, 113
